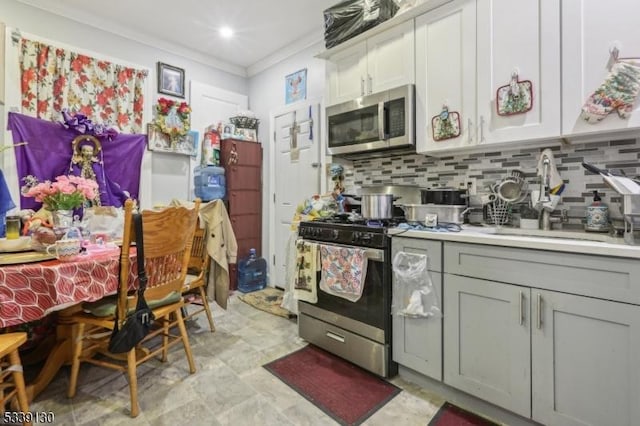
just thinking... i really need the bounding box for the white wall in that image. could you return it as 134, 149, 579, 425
248, 40, 327, 263
1, 0, 248, 208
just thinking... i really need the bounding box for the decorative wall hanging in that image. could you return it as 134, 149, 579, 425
20, 38, 147, 133
157, 62, 185, 98
153, 98, 191, 145
431, 105, 461, 141
285, 68, 307, 104
8, 112, 146, 209
581, 48, 640, 123
496, 71, 533, 116
147, 124, 197, 156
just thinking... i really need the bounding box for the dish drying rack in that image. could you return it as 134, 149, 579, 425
485, 198, 512, 226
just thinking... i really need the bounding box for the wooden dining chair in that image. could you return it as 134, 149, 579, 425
182, 219, 215, 332
0, 333, 31, 426
67, 198, 201, 418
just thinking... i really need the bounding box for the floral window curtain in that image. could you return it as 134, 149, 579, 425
19, 38, 146, 133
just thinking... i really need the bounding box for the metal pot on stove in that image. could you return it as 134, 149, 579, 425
360, 194, 398, 219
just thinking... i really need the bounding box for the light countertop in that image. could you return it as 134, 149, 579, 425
388, 226, 640, 259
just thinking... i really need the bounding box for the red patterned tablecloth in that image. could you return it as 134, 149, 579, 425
0, 249, 135, 327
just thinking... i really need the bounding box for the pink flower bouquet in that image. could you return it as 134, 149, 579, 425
23, 175, 99, 210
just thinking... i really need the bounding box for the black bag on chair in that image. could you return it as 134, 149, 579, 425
108, 213, 155, 354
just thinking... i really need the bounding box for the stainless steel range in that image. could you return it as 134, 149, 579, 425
297, 217, 398, 378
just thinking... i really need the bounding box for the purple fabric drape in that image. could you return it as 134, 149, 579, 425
7, 112, 147, 209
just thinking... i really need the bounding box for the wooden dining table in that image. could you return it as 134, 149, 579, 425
0, 245, 135, 402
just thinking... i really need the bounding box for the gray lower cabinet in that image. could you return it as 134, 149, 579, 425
532, 289, 640, 426
392, 237, 443, 380
443, 273, 531, 418
443, 241, 640, 426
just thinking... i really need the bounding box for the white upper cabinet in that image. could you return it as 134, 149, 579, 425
416, 0, 561, 155
326, 20, 415, 106
415, 0, 477, 153
476, 0, 561, 145
562, 0, 640, 137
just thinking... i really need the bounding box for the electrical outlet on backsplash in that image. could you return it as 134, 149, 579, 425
344, 138, 640, 227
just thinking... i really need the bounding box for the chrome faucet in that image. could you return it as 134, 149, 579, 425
536, 156, 552, 207
535, 155, 555, 230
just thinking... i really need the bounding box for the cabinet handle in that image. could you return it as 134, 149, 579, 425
479, 115, 486, 143
519, 291, 524, 326
361, 77, 365, 96
368, 74, 372, 94
467, 118, 473, 143
536, 293, 542, 329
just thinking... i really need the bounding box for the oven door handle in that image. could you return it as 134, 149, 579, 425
308, 241, 385, 263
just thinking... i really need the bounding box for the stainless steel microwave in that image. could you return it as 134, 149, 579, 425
326, 84, 415, 157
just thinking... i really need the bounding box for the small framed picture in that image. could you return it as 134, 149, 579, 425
147, 123, 196, 156
157, 62, 185, 98
285, 68, 307, 104
222, 123, 235, 139
244, 128, 257, 142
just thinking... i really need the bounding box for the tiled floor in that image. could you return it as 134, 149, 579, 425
26, 294, 449, 425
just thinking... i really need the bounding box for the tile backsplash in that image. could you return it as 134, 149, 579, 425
342, 138, 640, 224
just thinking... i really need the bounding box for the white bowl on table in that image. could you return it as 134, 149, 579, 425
0, 236, 32, 252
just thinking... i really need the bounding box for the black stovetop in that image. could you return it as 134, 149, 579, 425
298, 215, 403, 247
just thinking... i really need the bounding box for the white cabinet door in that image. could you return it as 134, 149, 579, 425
444, 274, 531, 418
562, 0, 640, 137
326, 20, 415, 106
366, 20, 416, 95
415, 0, 476, 154
476, 0, 561, 145
532, 290, 640, 426
326, 42, 367, 106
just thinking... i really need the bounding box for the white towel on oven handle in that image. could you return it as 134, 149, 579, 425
292, 239, 320, 304
319, 244, 368, 303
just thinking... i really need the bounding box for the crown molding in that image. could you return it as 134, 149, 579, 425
15, 0, 247, 77
247, 30, 324, 77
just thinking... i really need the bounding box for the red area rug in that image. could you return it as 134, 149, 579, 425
429, 402, 499, 426
263, 344, 401, 426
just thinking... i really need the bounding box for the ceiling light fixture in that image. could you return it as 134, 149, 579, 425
219, 27, 234, 39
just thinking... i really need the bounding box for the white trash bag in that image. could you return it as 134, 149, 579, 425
392, 251, 441, 318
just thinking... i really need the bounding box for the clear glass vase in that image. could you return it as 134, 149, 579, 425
52, 209, 74, 228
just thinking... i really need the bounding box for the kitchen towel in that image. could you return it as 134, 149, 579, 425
319, 244, 368, 303
536, 148, 564, 194
294, 239, 319, 304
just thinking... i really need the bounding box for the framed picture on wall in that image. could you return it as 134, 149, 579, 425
285, 68, 307, 104
157, 62, 185, 98
147, 123, 196, 156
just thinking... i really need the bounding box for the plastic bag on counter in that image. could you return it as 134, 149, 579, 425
81, 206, 124, 241
392, 251, 441, 318
324, 0, 399, 49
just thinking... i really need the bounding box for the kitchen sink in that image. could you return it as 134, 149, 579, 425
461, 225, 626, 244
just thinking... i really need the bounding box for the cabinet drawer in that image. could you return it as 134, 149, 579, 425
226, 165, 261, 190
444, 242, 640, 304
392, 237, 442, 272
228, 190, 261, 215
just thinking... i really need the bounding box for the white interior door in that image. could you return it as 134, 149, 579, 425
182, 81, 247, 200
271, 102, 320, 288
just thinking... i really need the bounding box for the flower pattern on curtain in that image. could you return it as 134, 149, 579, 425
20, 38, 146, 133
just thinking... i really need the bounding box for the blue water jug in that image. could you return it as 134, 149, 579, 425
194, 165, 226, 201
237, 248, 267, 293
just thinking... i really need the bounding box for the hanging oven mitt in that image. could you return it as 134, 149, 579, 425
581, 59, 640, 123
431, 105, 461, 141
496, 72, 533, 116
